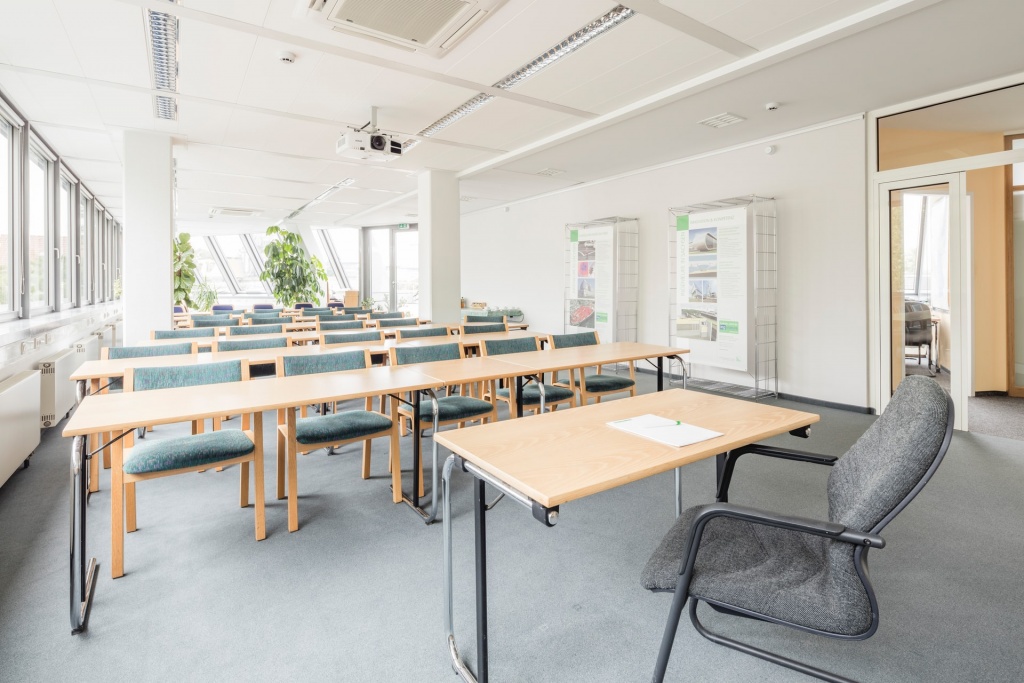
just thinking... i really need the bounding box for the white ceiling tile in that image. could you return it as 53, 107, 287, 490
220, 109, 338, 159
235, 37, 324, 109
581, 52, 735, 113
179, 0, 273, 26
175, 143, 334, 181
52, 0, 152, 88
431, 97, 569, 150
704, 0, 885, 45
176, 18, 256, 102
460, 169, 581, 201
0, 0, 83, 75
176, 169, 326, 199
657, 0, 749, 25
62, 158, 121, 184
742, 0, 886, 50
175, 100, 234, 145
87, 83, 159, 130
6, 71, 104, 129
29, 124, 120, 163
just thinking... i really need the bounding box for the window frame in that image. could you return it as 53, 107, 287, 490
24, 139, 55, 316
0, 115, 16, 321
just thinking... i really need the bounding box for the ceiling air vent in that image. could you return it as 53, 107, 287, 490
301, 0, 507, 57
535, 168, 565, 177
210, 207, 260, 218
697, 112, 745, 129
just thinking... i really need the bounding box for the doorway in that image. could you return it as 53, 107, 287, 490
361, 224, 419, 316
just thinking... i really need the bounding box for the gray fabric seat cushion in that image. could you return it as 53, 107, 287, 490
402, 395, 493, 422
294, 410, 392, 445
640, 504, 869, 636
124, 430, 254, 475
496, 384, 575, 405
574, 374, 635, 392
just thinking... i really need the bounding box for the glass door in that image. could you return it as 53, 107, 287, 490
364, 227, 391, 311
881, 174, 967, 429
361, 225, 418, 313
394, 229, 419, 317
1010, 144, 1024, 396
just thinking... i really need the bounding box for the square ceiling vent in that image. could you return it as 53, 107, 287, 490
210, 207, 260, 218
302, 0, 508, 57
697, 112, 745, 129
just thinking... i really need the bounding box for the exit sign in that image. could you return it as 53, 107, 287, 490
397, 223, 410, 230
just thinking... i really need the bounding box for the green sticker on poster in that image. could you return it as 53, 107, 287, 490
570, 229, 579, 242
719, 320, 739, 334
676, 215, 689, 231
596, 312, 608, 323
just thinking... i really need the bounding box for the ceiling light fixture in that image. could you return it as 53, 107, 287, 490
408, 4, 636, 145
147, 1, 180, 120
282, 178, 357, 221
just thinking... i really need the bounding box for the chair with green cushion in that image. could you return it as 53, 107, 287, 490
228, 324, 283, 336
370, 311, 404, 319
102, 341, 197, 392
549, 331, 635, 405
340, 308, 371, 315
244, 309, 283, 319
465, 314, 507, 324
395, 326, 449, 340
117, 359, 265, 576
480, 336, 575, 418
388, 342, 498, 509
330, 313, 356, 321
320, 330, 384, 348
244, 316, 292, 326
298, 308, 333, 317
193, 317, 239, 328
215, 337, 289, 377
274, 349, 399, 531
460, 322, 508, 334
152, 328, 216, 340
377, 318, 419, 328
191, 312, 230, 319
318, 320, 365, 332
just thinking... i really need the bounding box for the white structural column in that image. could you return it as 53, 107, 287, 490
122, 131, 173, 344
418, 170, 461, 323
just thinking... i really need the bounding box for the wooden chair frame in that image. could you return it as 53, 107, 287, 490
274, 350, 401, 532
549, 331, 637, 406
480, 337, 576, 418
319, 331, 385, 348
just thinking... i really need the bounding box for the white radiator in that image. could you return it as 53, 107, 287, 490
0, 371, 41, 488
39, 349, 79, 428
73, 335, 100, 363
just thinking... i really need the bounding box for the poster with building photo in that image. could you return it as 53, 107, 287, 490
567, 224, 614, 337
674, 206, 748, 371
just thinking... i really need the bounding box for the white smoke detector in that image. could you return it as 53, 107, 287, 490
279, 51, 297, 64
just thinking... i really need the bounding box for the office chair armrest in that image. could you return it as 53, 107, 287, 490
672, 502, 885, 596
716, 444, 837, 502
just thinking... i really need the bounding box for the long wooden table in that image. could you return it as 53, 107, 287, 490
434, 390, 819, 683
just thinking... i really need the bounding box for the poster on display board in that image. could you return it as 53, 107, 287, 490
566, 223, 614, 339
674, 206, 748, 371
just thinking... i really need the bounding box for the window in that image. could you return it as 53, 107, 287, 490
192, 235, 231, 295
79, 194, 90, 304
27, 149, 49, 310
900, 192, 950, 310
59, 177, 73, 305
0, 120, 11, 312
322, 227, 361, 291
213, 234, 265, 293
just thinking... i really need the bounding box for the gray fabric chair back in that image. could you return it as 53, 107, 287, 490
245, 309, 283, 318
393, 343, 461, 365
550, 332, 598, 348
229, 324, 283, 336
245, 316, 291, 325
217, 337, 288, 352
319, 320, 364, 331
397, 327, 448, 339
463, 323, 507, 334
482, 337, 538, 355
322, 331, 383, 345
829, 375, 951, 533
378, 318, 416, 328
466, 314, 507, 323
153, 328, 216, 339
107, 343, 193, 359
282, 350, 367, 376
132, 360, 242, 391
370, 311, 404, 319
193, 318, 239, 327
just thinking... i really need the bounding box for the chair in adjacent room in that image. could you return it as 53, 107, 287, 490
320, 330, 385, 348
275, 349, 400, 531
116, 360, 265, 576
549, 331, 635, 405
641, 375, 954, 683
369, 311, 405, 320
317, 320, 365, 332
480, 336, 575, 418
464, 314, 507, 324
460, 322, 508, 335
905, 300, 934, 374
395, 327, 449, 340
228, 324, 283, 336
377, 317, 419, 328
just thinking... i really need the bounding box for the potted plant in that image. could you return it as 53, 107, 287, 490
487, 305, 524, 322
259, 225, 327, 307
173, 232, 198, 308
190, 280, 217, 312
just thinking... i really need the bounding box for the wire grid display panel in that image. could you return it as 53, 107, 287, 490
563, 218, 639, 345
667, 196, 777, 399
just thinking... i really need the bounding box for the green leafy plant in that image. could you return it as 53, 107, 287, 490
487, 305, 524, 321
259, 225, 327, 307
173, 233, 198, 308
190, 280, 217, 311
112, 278, 123, 299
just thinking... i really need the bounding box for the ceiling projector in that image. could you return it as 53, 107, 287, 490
336, 130, 402, 161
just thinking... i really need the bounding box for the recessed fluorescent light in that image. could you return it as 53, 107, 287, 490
147, 1, 179, 120
698, 112, 746, 129
409, 4, 635, 144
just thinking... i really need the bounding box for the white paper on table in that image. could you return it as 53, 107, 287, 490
606, 414, 723, 448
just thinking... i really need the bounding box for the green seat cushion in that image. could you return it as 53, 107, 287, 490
409, 395, 493, 422
574, 374, 635, 392
496, 384, 575, 405
295, 410, 393, 445
123, 430, 254, 475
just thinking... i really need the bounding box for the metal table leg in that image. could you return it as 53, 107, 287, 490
397, 390, 443, 523
657, 356, 663, 391
70, 434, 98, 635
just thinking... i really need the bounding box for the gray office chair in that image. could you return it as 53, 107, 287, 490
905, 300, 933, 372
643, 375, 954, 683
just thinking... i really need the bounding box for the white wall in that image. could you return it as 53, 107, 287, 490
461, 119, 868, 407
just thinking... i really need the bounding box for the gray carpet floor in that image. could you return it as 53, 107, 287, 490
2, 373, 1024, 682
907, 364, 1024, 441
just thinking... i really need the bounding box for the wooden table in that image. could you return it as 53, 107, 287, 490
434, 389, 819, 683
